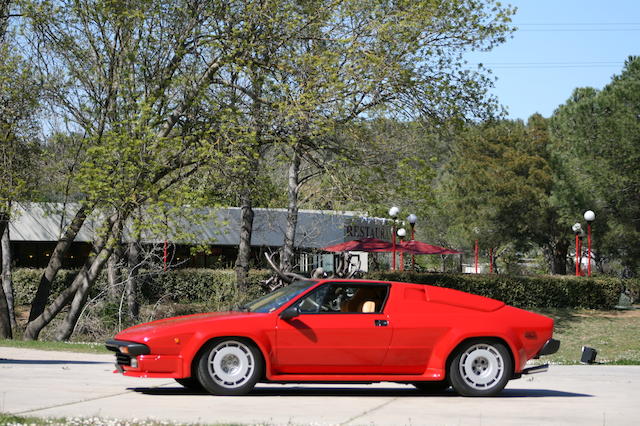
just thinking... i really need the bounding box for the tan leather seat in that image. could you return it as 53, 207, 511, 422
361, 301, 376, 313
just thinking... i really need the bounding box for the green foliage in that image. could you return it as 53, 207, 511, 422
550, 56, 640, 276
138, 269, 270, 306
12, 268, 271, 307
444, 120, 554, 250
12, 269, 80, 305
366, 271, 637, 310
0, 43, 41, 209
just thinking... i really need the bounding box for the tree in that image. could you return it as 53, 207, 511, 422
551, 56, 640, 276
21, 0, 264, 339
219, 0, 515, 275
443, 119, 555, 272
0, 0, 41, 338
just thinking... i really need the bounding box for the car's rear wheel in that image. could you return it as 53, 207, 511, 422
449, 340, 512, 397
175, 377, 204, 391
412, 381, 450, 393
196, 339, 263, 396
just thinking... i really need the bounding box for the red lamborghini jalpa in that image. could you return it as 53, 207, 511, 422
106, 279, 559, 396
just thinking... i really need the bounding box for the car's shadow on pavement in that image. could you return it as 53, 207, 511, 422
0, 358, 110, 365
130, 386, 591, 398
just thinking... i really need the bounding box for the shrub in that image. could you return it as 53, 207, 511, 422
365, 271, 638, 310
11, 268, 272, 307
12, 269, 79, 306
138, 268, 271, 306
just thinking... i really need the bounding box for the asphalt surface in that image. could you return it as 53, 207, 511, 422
1, 347, 639, 425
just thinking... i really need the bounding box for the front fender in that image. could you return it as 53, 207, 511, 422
179, 329, 276, 379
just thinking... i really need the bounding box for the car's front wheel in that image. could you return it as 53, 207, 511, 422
196, 338, 263, 396
449, 340, 512, 397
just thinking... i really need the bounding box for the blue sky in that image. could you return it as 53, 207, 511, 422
468, 0, 640, 120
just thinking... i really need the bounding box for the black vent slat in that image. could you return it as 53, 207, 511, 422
116, 353, 132, 366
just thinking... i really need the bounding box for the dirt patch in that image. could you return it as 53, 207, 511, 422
572, 307, 640, 318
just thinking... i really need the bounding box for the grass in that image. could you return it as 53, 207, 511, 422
0, 338, 109, 354
535, 308, 640, 365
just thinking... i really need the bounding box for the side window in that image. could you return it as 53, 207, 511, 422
296, 283, 389, 314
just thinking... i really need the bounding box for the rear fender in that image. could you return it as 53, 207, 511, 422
427, 329, 521, 376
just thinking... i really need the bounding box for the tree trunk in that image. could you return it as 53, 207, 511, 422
126, 241, 140, 321
2, 226, 16, 329
28, 205, 89, 322
54, 265, 97, 341
54, 214, 123, 341
0, 210, 8, 256
235, 194, 254, 290
281, 151, 300, 273
24, 211, 115, 341
0, 0, 9, 44
106, 242, 122, 301
547, 238, 569, 275
0, 277, 10, 338
35, 242, 113, 341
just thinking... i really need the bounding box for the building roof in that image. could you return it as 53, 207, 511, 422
8, 203, 391, 249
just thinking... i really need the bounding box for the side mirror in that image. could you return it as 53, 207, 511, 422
280, 305, 300, 320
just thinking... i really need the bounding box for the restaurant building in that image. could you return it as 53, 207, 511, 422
4, 203, 391, 273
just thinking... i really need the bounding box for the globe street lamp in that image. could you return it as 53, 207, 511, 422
572, 223, 582, 276
397, 228, 407, 271
407, 214, 417, 270
584, 210, 595, 277
388, 206, 400, 270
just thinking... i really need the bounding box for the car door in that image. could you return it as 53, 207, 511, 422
274, 282, 393, 374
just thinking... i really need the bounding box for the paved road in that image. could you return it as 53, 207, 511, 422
1, 347, 639, 425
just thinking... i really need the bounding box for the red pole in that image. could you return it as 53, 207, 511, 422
578, 237, 583, 276
587, 223, 592, 277
474, 240, 479, 274
391, 225, 396, 271
489, 248, 493, 274
411, 227, 415, 271
163, 240, 168, 272
575, 234, 579, 277
400, 245, 404, 271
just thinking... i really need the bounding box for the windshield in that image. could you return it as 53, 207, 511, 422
243, 280, 316, 313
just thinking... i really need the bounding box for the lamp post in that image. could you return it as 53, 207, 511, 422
572, 223, 582, 276
584, 210, 595, 277
407, 214, 417, 271
397, 228, 407, 271
388, 206, 400, 271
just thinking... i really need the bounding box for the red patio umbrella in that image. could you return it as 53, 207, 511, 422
321, 238, 394, 252
399, 240, 461, 255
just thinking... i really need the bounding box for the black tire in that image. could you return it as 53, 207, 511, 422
412, 381, 450, 393
175, 377, 204, 391
196, 338, 263, 396
449, 340, 512, 397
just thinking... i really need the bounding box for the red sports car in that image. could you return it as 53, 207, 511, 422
106, 279, 559, 397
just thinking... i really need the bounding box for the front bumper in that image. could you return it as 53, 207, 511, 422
105, 339, 184, 378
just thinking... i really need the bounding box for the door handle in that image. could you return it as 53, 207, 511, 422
374, 319, 388, 327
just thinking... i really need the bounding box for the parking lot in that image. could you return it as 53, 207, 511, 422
2, 347, 640, 425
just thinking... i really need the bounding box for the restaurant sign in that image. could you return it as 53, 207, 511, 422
344, 218, 391, 241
